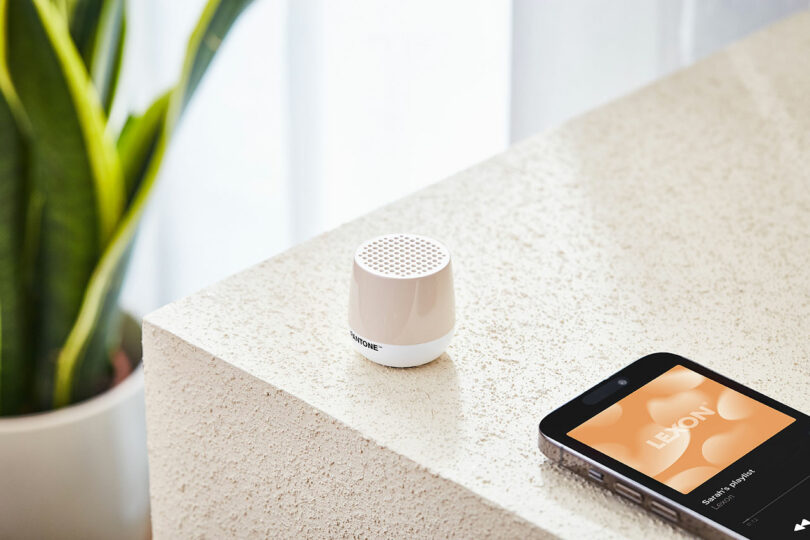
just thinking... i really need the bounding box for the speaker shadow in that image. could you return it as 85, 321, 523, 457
342, 351, 463, 466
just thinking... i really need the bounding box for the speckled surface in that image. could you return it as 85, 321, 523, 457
144, 13, 810, 539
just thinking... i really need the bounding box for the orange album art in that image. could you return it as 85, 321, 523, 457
568, 365, 795, 494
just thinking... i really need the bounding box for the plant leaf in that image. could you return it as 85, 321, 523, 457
168, 0, 254, 126
49, 0, 70, 19
66, 0, 103, 63
4, 0, 124, 409
65, 91, 169, 402
66, 0, 125, 114
0, 86, 29, 416
66, 91, 168, 401
52, 0, 255, 407
118, 91, 170, 201
102, 6, 124, 114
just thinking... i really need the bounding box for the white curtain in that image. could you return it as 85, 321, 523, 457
510, 0, 810, 140
119, 0, 809, 316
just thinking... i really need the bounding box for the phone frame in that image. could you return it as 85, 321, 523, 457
538, 352, 808, 540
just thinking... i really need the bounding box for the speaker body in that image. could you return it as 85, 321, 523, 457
348, 234, 454, 368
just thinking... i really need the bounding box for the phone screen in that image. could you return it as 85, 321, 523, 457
558, 361, 810, 539
568, 365, 795, 494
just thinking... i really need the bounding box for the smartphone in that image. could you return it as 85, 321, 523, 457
538, 352, 810, 539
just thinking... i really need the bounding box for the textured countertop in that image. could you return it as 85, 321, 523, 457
145, 12, 810, 539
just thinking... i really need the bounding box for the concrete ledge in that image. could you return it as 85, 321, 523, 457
144, 12, 810, 539
143, 327, 545, 538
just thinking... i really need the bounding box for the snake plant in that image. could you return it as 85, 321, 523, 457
0, 0, 253, 415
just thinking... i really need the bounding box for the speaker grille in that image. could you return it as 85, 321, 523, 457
355, 234, 450, 278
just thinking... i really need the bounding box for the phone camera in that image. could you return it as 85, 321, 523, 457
617, 378, 628, 386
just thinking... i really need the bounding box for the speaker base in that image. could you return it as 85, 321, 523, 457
349, 328, 453, 368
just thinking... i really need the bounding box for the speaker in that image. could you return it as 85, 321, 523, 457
348, 234, 455, 368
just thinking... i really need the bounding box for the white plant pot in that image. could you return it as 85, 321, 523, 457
0, 367, 150, 540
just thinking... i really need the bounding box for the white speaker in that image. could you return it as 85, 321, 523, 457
348, 234, 455, 368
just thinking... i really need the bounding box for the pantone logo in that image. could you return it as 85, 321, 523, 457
350, 330, 379, 351
645, 404, 715, 450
